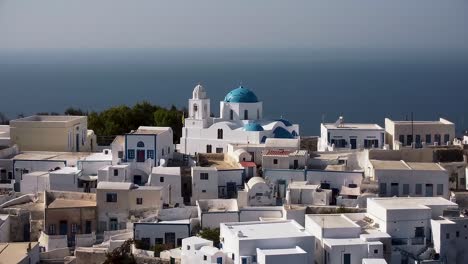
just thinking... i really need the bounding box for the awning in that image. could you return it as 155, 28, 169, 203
340, 186, 361, 196
240, 162, 256, 168
78, 175, 98, 181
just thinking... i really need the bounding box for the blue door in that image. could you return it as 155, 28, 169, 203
59, 220, 68, 235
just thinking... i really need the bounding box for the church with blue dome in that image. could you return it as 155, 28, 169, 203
178, 84, 300, 156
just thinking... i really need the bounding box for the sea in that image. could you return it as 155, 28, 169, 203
0, 48, 467, 136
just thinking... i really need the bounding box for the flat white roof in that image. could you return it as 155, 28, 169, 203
369, 197, 457, 210
257, 247, 306, 256
324, 238, 367, 246
11, 115, 84, 123
97, 182, 134, 190
23, 171, 49, 177
221, 220, 311, 240
323, 123, 383, 130
50, 167, 80, 174
362, 258, 388, 264
370, 160, 445, 171
152, 166, 181, 176
306, 214, 360, 229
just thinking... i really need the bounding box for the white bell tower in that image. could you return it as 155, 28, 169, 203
189, 84, 210, 120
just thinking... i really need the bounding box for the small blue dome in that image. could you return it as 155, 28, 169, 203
275, 119, 293, 127
244, 123, 264, 131
224, 86, 259, 103
273, 127, 294, 139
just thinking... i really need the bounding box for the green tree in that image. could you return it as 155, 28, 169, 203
64, 107, 87, 116
104, 239, 136, 264
198, 228, 220, 247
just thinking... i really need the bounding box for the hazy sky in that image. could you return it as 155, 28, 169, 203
0, 0, 467, 51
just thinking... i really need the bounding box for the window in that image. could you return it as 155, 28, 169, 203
426, 134, 432, 144
415, 227, 425, 237
415, 184, 422, 195
113, 169, 119, 176
217, 129, 223, 139
167, 147, 170, 154
137, 141, 145, 148
415, 135, 421, 147
160, 177, 164, 183
406, 135, 413, 146
257, 109, 260, 119
206, 145, 212, 153
177, 238, 182, 247
71, 223, 78, 233
374, 249, 378, 254
273, 159, 278, 165
202, 190, 206, 193
200, 173, 209, 180
136, 198, 143, 205
244, 110, 248, 120
204, 256, 207, 261
155, 238, 163, 245
444, 134, 450, 144
147, 150, 154, 159
241, 257, 248, 264
118, 151, 123, 159
106, 193, 117, 203
434, 134, 441, 144
127, 149, 135, 159
186, 245, 191, 250
379, 183, 387, 196
437, 184, 444, 196
403, 184, 410, 195
446, 233, 450, 239
456, 231, 460, 238
216, 257, 223, 264
216, 147, 223, 153
162, 148, 165, 156
230, 110, 234, 120
49, 224, 56, 235
7, 171, 13, 179
399, 135, 405, 145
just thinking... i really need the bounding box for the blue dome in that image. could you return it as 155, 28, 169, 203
273, 127, 294, 139
224, 86, 259, 103
244, 123, 264, 131
275, 119, 293, 127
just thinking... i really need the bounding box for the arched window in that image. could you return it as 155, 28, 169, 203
137, 141, 145, 148
217, 129, 223, 139
193, 104, 198, 112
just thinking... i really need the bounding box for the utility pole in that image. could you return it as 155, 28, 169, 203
411, 112, 414, 149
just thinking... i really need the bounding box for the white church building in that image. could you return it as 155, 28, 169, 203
178, 84, 300, 156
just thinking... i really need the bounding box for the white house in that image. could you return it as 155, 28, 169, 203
181, 236, 227, 264
431, 210, 468, 264
385, 118, 455, 150
369, 160, 449, 199
319, 117, 385, 152
286, 181, 332, 206
148, 166, 183, 205
20, 171, 50, 194
191, 154, 245, 203
179, 84, 300, 156
237, 177, 274, 207
134, 219, 196, 249
96, 182, 166, 232
305, 214, 389, 264
367, 197, 458, 263
261, 150, 308, 170
219, 220, 314, 264
111, 126, 174, 185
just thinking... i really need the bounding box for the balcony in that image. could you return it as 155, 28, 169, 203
411, 237, 425, 245
391, 238, 408, 246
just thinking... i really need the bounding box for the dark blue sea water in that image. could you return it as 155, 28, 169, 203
0, 49, 467, 135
